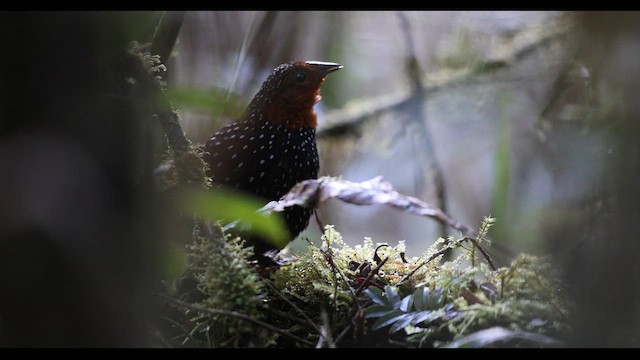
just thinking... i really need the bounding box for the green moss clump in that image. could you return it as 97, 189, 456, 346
166, 219, 572, 348
442, 254, 572, 342
269, 223, 572, 348
182, 225, 276, 347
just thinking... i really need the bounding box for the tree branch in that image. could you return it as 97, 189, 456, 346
123, 45, 192, 154
317, 20, 568, 140
151, 11, 185, 68
398, 12, 449, 240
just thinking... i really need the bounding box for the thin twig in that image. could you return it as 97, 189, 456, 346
334, 296, 369, 346
156, 312, 201, 348
325, 252, 391, 346
159, 294, 314, 346
320, 248, 358, 300
260, 306, 315, 330
332, 255, 391, 345
463, 237, 498, 271
317, 243, 380, 347
314, 209, 325, 233
321, 247, 358, 344
262, 279, 325, 337
318, 306, 336, 348
334, 294, 368, 346
317, 245, 340, 318
396, 236, 497, 286
354, 256, 390, 296
334, 322, 353, 346
396, 245, 453, 287
398, 12, 449, 241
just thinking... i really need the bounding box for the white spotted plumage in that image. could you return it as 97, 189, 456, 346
203, 60, 341, 258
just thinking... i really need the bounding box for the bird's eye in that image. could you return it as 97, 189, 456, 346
295, 72, 306, 83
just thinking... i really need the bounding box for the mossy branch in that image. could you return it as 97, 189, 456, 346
397, 12, 449, 240
124, 42, 210, 190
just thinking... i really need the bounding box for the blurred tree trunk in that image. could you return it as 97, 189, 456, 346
546, 12, 640, 347
0, 11, 163, 347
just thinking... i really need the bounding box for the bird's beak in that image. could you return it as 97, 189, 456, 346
305, 61, 343, 77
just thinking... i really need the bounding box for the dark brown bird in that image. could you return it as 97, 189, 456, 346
203, 60, 342, 263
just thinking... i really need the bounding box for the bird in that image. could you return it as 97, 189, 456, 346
203, 60, 343, 264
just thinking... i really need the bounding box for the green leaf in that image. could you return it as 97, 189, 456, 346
399, 294, 414, 312
388, 313, 416, 334
426, 287, 445, 309
364, 287, 388, 306
371, 309, 405, 331
364, 304, 393, 319
384, 285, 401, 307
184, 188, 289, 248
165, 87, 245, 118
443, 326, 561, 348
413, 286, 430, 311
411, 310, 438, 325
158, 243, 186, 282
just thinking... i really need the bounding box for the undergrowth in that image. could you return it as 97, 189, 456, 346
161, 217, 572, 348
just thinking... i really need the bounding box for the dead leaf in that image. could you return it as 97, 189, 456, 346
259, 176, 475, 237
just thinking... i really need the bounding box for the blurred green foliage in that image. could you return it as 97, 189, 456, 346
185, 188, 289, 249
166, 87, 246, 121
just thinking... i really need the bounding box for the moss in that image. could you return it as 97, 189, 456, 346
270, 224, 571, 347
182, 225, 276, 347
155, 145, 211, 194
169, 220, 572, 348
410, 252, 573, 347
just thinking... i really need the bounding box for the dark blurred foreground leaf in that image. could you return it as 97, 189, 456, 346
260, 176, 474, 236
443, 326, 562, 348
184, 188, 289, 248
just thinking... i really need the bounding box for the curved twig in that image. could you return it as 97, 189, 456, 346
396, 236, 497, 287
354, 256, 390, 296
159, 294, 314, 347
463, 236, 497, 271
396, 246, 451, 287
262, 279, 325, 338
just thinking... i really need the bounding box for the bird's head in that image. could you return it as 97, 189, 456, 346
246, 60, 343, 129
